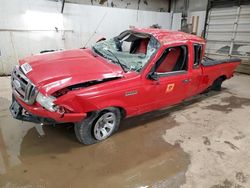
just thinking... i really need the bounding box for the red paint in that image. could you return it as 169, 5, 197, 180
14, 29, 240, 123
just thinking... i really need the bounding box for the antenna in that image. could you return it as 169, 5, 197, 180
84, 12, 108, 48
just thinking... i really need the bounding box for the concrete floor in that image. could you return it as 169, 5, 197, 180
0, 74, 249, 188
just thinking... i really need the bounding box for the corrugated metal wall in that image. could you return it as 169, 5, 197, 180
205, 2, 250, 74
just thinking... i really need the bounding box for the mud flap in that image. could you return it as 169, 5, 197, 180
35, 124, 46, 137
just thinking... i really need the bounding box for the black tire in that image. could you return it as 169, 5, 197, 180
74, 107, 121, 145
211, 77, 224, 91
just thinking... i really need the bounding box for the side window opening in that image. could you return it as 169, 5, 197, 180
193, 44, 202, 68
156, 45, 188, 74
116, 33, 150, 55
93, 30, 160, 72
130, 38, 150, 54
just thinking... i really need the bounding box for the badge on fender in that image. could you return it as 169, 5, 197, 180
166, 83, 175, 93
21, 63, 32, 74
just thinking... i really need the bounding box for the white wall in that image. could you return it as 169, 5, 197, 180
63, 3, 171, 49
188, 11, 206, 37
172, 0, 207, 12
0, 0, 171, 75
171, 13, 182, 31
0, 0, 64, 75
170, 0, 207, 37
67, 0, 170, 12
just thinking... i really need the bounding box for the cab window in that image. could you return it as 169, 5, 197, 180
193, 44, 202, 68
155, 45, 188, 74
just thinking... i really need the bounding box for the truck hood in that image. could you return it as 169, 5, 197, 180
19, 49, 123, 95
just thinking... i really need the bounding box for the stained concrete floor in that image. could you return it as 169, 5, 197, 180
0, 74, 249, 188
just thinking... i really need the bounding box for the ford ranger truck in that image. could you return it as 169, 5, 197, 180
10, 28, 241, 145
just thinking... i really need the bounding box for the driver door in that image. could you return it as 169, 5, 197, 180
146, 45, 191, 109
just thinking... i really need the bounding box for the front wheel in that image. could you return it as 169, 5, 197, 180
74, 107, 121, 145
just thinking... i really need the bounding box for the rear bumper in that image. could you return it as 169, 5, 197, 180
10, 95, 86, 124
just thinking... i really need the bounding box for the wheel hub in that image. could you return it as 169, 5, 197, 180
94, 112, 116, 140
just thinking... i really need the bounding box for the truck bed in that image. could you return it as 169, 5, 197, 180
199, 57, 241, 93
202, 58, 241, 67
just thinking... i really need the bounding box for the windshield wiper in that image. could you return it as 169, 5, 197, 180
93, 44, 129, 73
106, 49, 128, 73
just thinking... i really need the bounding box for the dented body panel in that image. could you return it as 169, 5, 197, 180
10, 29, 241, 124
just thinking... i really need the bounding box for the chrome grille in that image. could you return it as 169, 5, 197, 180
11, 66, 38, 105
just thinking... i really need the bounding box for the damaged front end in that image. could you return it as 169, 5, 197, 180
52, 77, 121, 98
10, 66, 55, 124
10, 95, 56, 124
10, 94, 55, 137
10, 71, 122, 125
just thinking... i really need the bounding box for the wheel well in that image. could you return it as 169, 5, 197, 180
219, 75, 227, 81
212, 75, 227, 85
86, 106, 127, 119
116, 107, 126, 119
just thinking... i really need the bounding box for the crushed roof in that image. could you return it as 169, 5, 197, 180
134, 28, 205, 45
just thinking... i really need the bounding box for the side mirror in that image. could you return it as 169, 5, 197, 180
147, 72, 159, 81
96, 37, 106, 43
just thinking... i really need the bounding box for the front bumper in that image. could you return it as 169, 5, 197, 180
10, 95, 87, 124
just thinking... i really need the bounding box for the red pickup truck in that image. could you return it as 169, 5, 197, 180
10, 28, 240, 144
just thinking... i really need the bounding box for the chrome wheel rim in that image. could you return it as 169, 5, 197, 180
94, 112, 116, 140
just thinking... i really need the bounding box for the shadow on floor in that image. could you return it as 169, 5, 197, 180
18, 89, 226, 156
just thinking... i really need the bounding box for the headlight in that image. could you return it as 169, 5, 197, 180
36, 92, 57, 112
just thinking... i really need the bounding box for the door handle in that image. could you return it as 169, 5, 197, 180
182, 78, 191, 83
152, 80, 160, 85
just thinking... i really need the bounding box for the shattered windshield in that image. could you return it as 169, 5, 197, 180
92, 30, 160, 72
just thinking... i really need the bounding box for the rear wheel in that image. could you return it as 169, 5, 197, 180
211, 77, 225, 91
74, 107, 121, 145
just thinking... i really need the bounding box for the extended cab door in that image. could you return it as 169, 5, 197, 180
185, 43, 204, 98
146, 44, 191, 109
